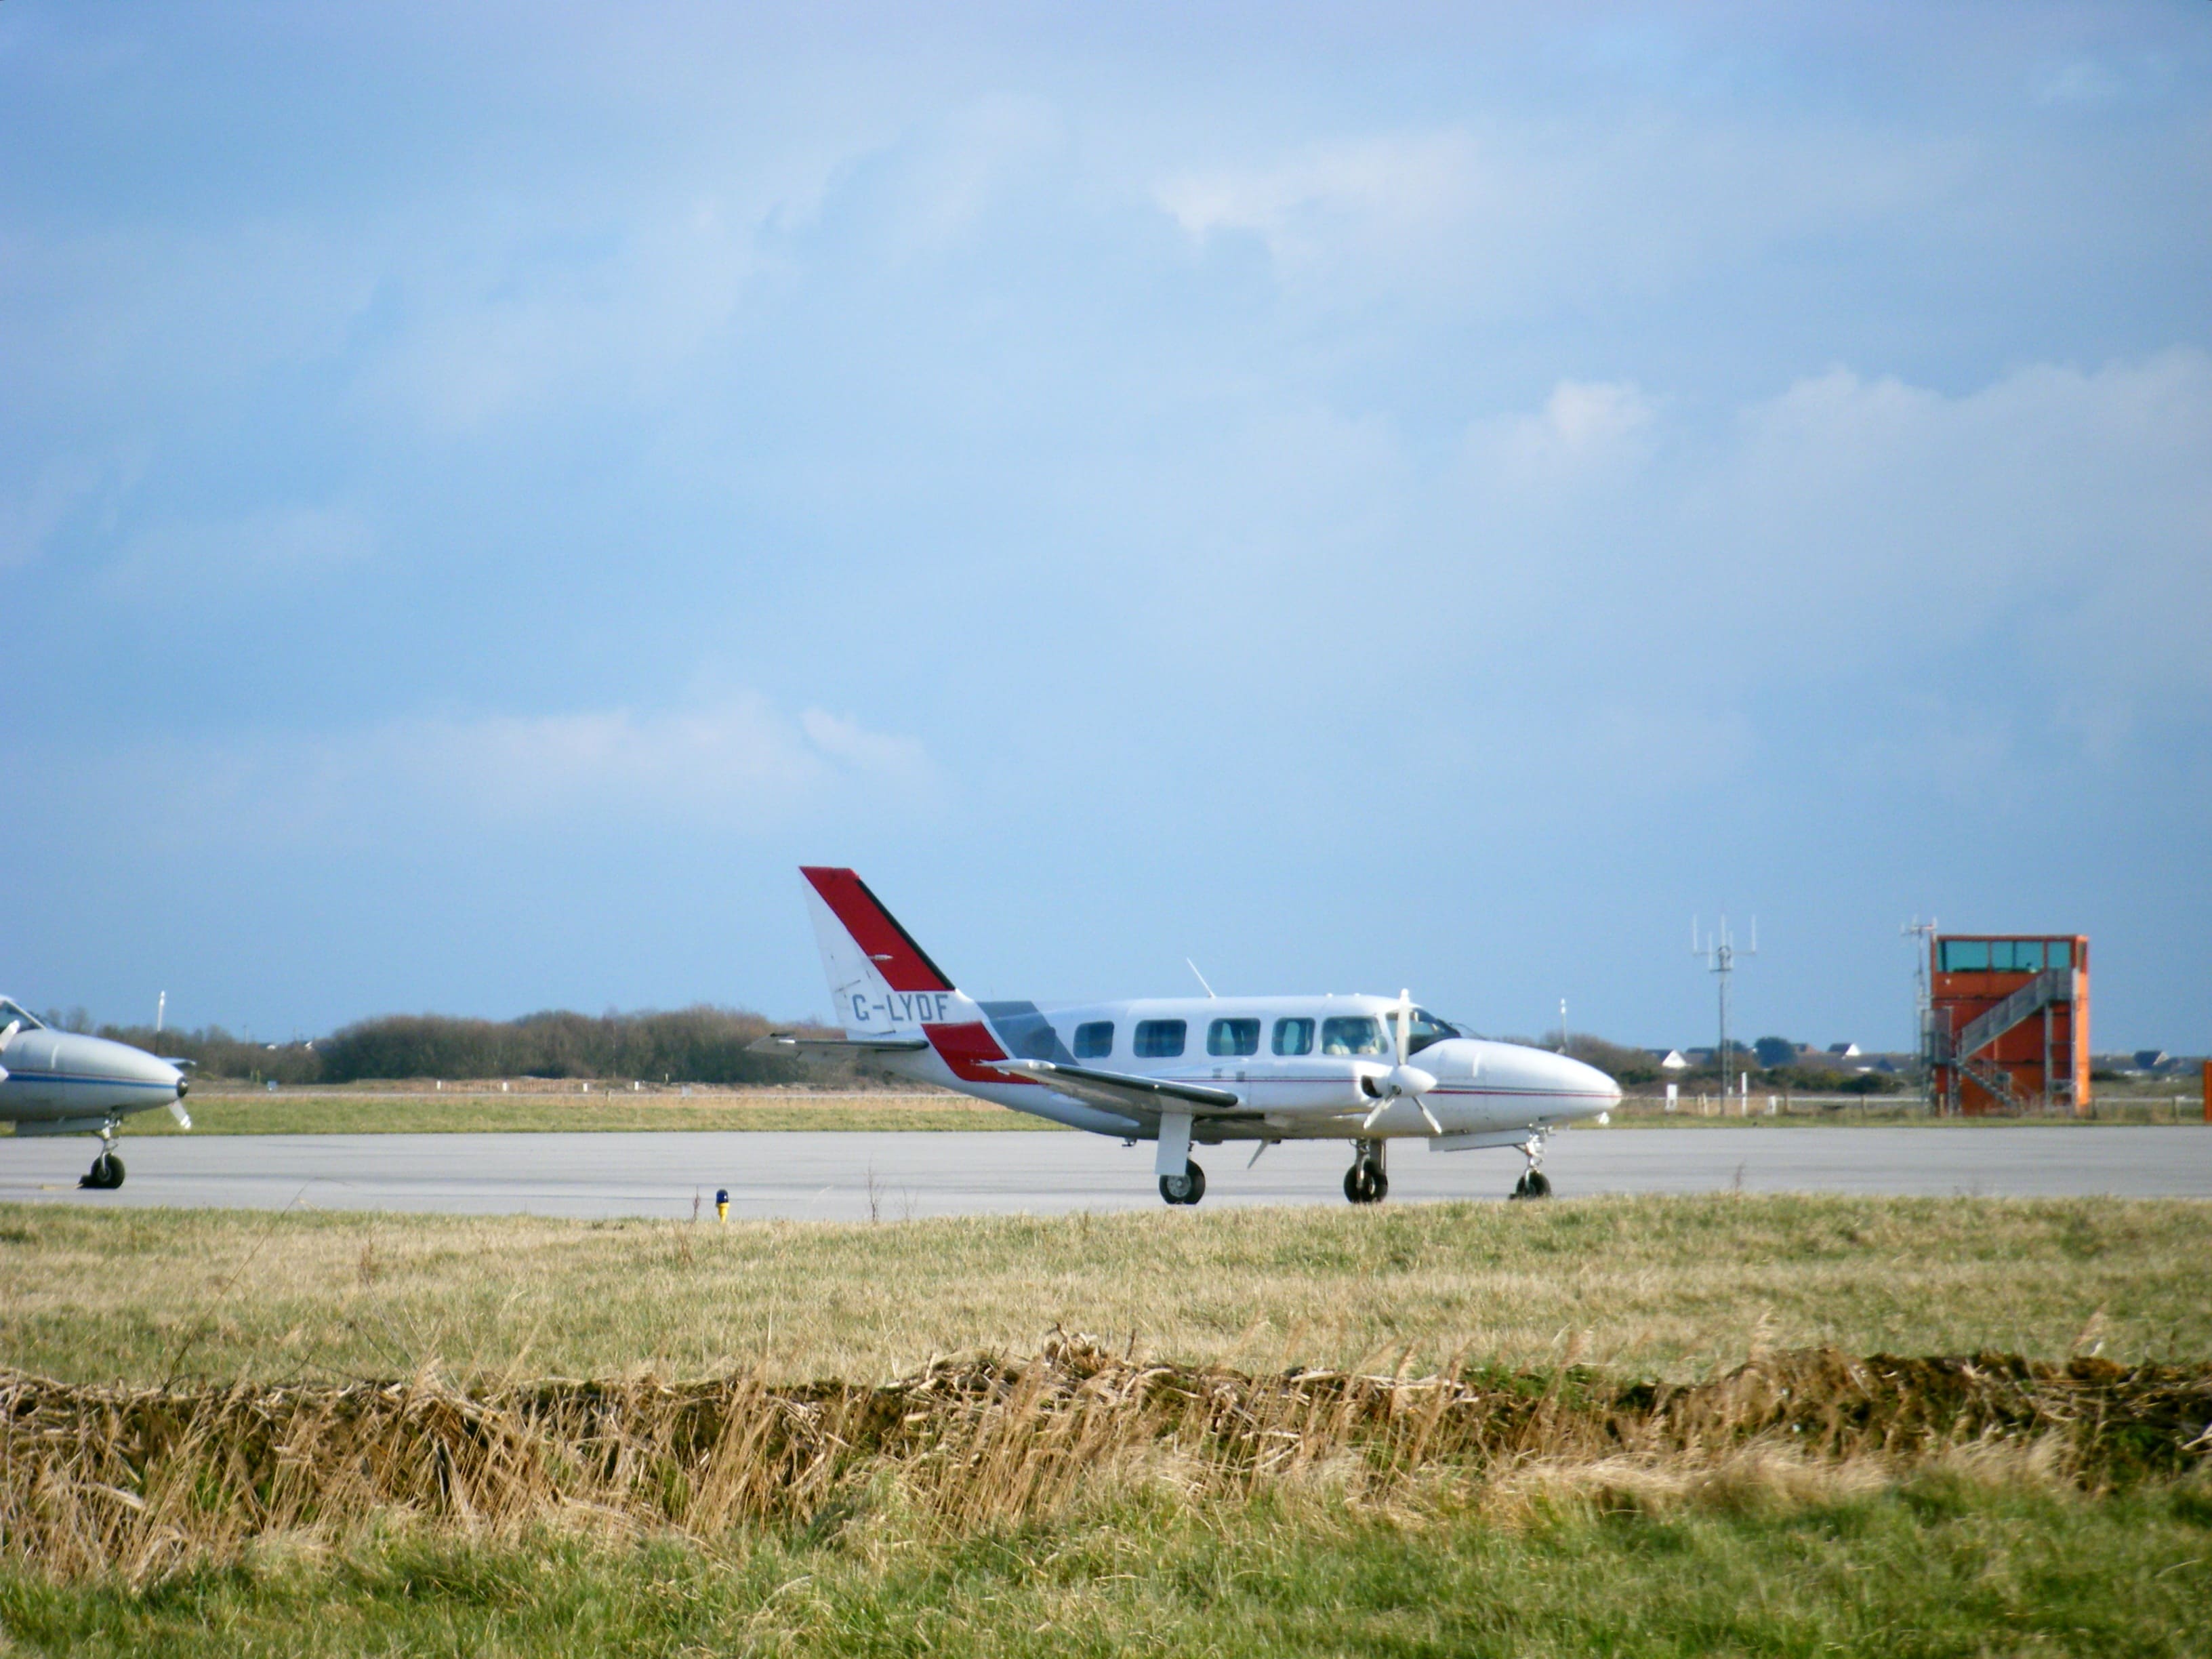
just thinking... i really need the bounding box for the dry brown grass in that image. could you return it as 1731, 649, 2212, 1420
5, 1338, 2205, 1585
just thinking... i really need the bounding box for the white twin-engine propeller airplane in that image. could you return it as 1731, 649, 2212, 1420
0, 998, 192, 1189
754, 868, 1623, 1206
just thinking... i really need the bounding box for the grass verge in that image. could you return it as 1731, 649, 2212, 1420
2, 1361, 2208, 1653
134, 1084, 2207, 1133
3, 1193, 2205, 1387
4, 1196, 2207, 1651
133, 1088, 1046, 1135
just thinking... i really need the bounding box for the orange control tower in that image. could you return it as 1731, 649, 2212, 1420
1929, 935, 2089, 1115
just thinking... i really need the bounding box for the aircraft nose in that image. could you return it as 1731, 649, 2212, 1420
1555, 1051, 1622, 1112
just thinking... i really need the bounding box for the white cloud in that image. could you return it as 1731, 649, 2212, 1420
2032, 60, 2125, 106
798, 708, 933, 783
68, 695, 941, 852
103, 504, 375, 593
1382, 350, 2212, 756
359, 205, 762, 438
1153, 116, 1975, 319
1698, 349, 2212, 690
1464, 379, 1657, 485
878, 92, 1069, 257
1158, 129, 1483, 265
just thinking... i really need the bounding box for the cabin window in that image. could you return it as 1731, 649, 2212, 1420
1073, 1021, 1113, 1060
0, 998, 43, 1030
1134, 1019, 1187, 1059
1272, 1017, 1314, 1056
1206, 1018, 1260, 1057
1321, 1016, 1387, 1057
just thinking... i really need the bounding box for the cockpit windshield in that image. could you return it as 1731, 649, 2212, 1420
0, 998, 44, 1030
1404, 1008, 1462, 1055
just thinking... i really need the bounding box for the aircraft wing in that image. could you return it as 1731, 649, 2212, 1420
988, 1058, 1244, 1115
748, 1033, 931, 1057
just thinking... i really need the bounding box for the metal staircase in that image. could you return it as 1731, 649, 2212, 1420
1948, 968, 2070, 1061
1933, 966, 2072, 1111
1959, 1054, 2029, 1112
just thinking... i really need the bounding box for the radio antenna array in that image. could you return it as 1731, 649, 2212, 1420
1902, 916, 1938, 1105
1692, 915, 1757, 1101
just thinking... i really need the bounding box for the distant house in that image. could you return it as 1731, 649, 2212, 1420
2134, 1049, 2169, 1071
1645, 1049, 1691, 1071
1828, 1042, 1862, 1057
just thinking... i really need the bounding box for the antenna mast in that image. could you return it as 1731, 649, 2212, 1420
1692, 915, 1757, 1102
1902, 916, 1938, 1109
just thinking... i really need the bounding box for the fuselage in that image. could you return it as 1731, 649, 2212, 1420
0, 1001, 187, 1132
862, 990, 1620, 1143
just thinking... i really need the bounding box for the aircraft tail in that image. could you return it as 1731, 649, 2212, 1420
800, 867, 961, 1036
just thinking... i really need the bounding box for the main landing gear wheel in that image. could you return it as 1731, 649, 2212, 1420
81, 1153, 125, 1190
1343, 1160, 1388, 1205
1159, 1160, 1207, 1206
1509, 1170, 1551, 1200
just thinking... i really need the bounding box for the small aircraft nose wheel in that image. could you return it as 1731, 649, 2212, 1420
81, 1152, 125, 1190
1343, 1158, 1388, 1205
1159, 1160, 1206, 1206
1509, 1170, 1551, 1200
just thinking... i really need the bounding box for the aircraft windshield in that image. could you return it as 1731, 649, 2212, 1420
0, 998, 43, 1029
1404, 1008, 1462, 1055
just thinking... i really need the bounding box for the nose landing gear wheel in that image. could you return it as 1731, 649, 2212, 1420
1343, 1160, 1387, 1205
1509, 1170, 1551, 1200
1159, 1160, 1207, 1206
80, 1153, 125, 1190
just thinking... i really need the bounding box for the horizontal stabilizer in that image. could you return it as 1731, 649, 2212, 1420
989, 1057, 1243, 1115
749, 1033, 930, 1057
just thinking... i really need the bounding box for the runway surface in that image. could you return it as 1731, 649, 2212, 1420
5, 1126, 2209, 1219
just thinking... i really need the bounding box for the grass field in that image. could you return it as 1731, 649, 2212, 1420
133, 1082, 2207, 1134
5, 1483, 2208, 1656
4, 1193, 2204, 1387
135, 1088, 1046, 1136
4, 1195, 2207, 1654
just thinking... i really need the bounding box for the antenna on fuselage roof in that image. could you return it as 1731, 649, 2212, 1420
1185, 960, 1217, 998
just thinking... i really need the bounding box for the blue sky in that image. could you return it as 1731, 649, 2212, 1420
4, 3, 2208, 1050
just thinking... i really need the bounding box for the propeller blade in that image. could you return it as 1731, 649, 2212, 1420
167, 1101, 192, 1130
1360, 1097, 1391, 1132
1418, 1100, 1443, 1135
1395, 991, 1410, 1067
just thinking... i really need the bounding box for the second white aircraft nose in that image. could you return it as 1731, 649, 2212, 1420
56, 1033, 182, 1090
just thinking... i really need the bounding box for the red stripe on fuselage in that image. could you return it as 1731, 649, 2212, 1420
801, 867, 954, 994
922, 1021, 1035, 1085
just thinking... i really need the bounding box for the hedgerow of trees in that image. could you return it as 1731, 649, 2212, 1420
94, 1006, 834, 1086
